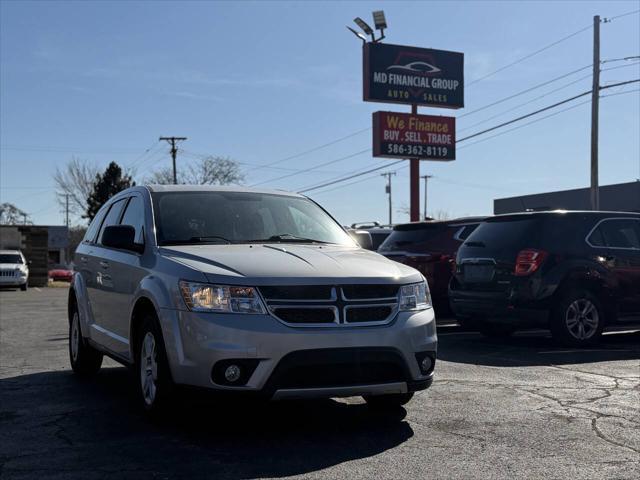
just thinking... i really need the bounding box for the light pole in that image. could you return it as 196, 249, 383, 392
381, 171, 396, 225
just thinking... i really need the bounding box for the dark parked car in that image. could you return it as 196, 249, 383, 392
379, 217, 486, 312
449, 211, 640, 346
350, 222, 393, 251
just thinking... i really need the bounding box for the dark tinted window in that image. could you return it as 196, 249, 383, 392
120, 196, 145, 245
0, 254, 22, 263
465, 218, 541, 250
455, 224, 479, 241
379, 224, 457, 252
83, 206, 109, 244
587, 226, 606, 247
97, 199, 127, 245
595, 219, 640, 249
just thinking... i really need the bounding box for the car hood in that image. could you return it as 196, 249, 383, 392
0, 263, 24, 269
160, 244, 422, 285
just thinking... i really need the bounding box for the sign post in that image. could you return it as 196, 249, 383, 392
363, 42, 463, 222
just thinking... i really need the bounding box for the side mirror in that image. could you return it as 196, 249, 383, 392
349, 230, 374, 250
102, 225, 144, 254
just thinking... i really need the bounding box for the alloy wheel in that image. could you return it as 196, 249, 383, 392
139, 332, 158, 406
565, 299, 599, 340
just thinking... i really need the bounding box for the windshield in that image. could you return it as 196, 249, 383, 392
152, 191, 356, 246
0, 254, 23, 264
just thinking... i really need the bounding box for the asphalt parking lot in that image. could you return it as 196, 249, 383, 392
0, 287, 638, 479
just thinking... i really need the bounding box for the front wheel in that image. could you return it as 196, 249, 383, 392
551, 290, 604, 346
364, 392, 414, 409
134, 314, 174, 413
20, 284, 27, 291
69, 308, 103, 375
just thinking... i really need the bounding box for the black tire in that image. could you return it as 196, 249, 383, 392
20, 284, 27, 291
364, 392, 414, 409
478, 323, 516, 338
134, 313, 174, 413
551, 289, 605, 346
69, 305, 103, 376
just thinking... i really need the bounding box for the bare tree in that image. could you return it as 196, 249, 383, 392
0, 203, 32, 225
146, 156, 245, 185
53, 157, 100, 220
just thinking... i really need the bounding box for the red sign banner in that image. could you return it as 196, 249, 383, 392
372, 111, 455, 161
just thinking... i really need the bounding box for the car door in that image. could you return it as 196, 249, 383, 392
100, 193, 149, 360
589, 217, 640, 318
74, 204, 110, 331
88, 197, 129, 354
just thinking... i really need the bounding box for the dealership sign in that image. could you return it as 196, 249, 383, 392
364, 43, 464, 109
372, 111, 455, 161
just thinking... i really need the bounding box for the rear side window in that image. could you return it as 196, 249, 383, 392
589, 219, 640, 249
120, 196, 145, 245
454, 224, 479, 241
97, 199, 127, 245
465, 218, 541, 250
379, 225, 456, 252
83, 207, 109, 244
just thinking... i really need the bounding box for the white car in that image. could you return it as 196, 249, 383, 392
0, 250, 29, 291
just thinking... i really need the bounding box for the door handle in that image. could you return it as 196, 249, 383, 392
99, 261, 110, 269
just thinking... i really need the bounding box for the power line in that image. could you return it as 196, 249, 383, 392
299, 161, 404, 194
465, 24, 592, 88
606, 8, 640, 21
251, 149, 370, 187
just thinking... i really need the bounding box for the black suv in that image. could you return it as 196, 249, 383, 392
449, 211, 640, 345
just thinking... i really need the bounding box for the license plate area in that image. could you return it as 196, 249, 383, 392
463, 264, 495, 283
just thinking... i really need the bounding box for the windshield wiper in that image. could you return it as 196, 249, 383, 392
248, 234, 335, 244
164, 236, 233, 245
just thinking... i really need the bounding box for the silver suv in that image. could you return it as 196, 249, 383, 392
0, 250, 29, 291
69, 186, 437, 412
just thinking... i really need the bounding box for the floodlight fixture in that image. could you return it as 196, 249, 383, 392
353, 17, 374, 36
346, 25, 367, 45
372, 10, 387, 30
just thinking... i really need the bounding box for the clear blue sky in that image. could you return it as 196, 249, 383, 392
1, 0, 639, 226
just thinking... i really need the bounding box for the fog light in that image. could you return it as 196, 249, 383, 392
224, 365, 241, 382
420, 356, 433, 373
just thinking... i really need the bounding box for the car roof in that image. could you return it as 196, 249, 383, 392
392, 216, 489, 231
143, 184, 304, 198
487, 210, 640, 222
0, 250, 22, 255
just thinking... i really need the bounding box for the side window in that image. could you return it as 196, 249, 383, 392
592, 219, 640, 249
83, 206, 109, 244
97, 199, 127, 245
587, 226, 605, 247
455, 224, 479, 242
120, 196, 146, 245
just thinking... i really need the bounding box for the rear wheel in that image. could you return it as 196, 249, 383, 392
134, 314, 174, 413
69, 306, 103, 375
551, 290, 604, 346
364, 392, 414, 409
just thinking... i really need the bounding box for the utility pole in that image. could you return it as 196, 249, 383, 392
590, 15, 600, 210
421, 174, 433, 220
381, 171, 396, 225
159, 136, 187, 184
409, 104, 420, 222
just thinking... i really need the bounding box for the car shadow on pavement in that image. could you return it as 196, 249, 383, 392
436, 325, 640, 367
0, 368, 414, 478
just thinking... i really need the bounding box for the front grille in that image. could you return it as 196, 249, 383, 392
346, 305, 393, 323
0, 270, 16, 277
260, 285, 399, 327
272, 307, 336, 324
266, 348, 409, 390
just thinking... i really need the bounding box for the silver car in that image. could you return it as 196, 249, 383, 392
69, 185, 437, 412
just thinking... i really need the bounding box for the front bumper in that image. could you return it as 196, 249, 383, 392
158, 307, 437, 398
0, 276, 27, 287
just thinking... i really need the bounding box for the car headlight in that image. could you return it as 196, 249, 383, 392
399, 281, 432, 311
179, 281, 266, 314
